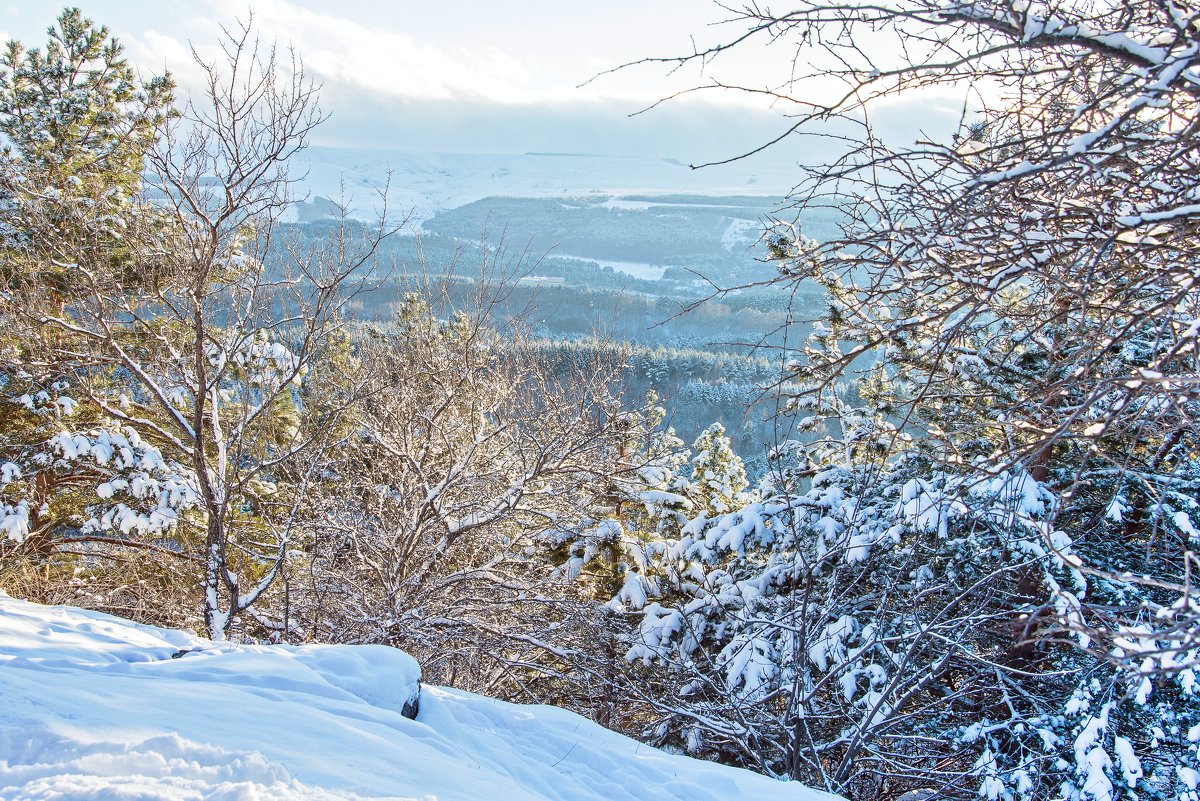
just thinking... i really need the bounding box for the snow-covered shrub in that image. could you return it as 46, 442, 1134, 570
578, 430, 1200, 800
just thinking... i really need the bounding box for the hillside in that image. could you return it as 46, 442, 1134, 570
0, 596, 842, 801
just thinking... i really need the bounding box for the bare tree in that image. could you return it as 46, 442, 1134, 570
287, 264, 632, 691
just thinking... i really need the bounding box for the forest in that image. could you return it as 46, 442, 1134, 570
275, 215, 823, 467
3, 5, 1200, 801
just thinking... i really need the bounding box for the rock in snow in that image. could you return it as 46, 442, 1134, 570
0, 595, 841, 800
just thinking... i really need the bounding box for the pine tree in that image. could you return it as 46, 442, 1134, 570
687, 422, 750, 518
0, 9, 187, 591
0, 7, 175, 292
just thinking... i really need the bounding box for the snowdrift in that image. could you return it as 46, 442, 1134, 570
0, 596, 841, 800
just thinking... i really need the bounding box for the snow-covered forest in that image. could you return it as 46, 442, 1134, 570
3, 3, 1200, 800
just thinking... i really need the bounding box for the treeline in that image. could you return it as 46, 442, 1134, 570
282, 217, 828, 317
353, 271, 802, 347
281, 219, 673, 294
529, 337, 791, 466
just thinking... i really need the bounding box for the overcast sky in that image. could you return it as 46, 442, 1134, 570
2, 1, 964, 164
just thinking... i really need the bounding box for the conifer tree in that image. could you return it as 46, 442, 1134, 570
0, 7, 175, 292
0, 9, 188, 583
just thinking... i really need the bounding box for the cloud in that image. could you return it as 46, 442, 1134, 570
109, 0, 799, 110
4, 1, 968, 167
311, 89, 817, 159
304, 85, 963, 170
124, 0, 578, 105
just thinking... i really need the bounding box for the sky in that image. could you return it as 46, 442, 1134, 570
1, 1, 965, 166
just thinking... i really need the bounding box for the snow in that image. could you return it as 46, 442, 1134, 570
613, 569, 656, 610
555, 253, 668, 280
0, 595, 841, 801
0, 500, 30, 543
1113, 736, 1142, 788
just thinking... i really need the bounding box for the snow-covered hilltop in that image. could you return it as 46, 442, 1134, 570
0, 596, 841, 801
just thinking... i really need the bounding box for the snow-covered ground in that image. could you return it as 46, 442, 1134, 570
0, 595, 841, 801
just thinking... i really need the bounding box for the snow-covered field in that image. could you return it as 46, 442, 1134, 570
0, 595, 841, 801
553, 254, 669, 280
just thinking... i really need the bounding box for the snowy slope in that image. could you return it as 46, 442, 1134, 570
0, 596, 842, 801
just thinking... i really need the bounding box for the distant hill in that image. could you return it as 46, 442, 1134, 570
284, 147, 800, 223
